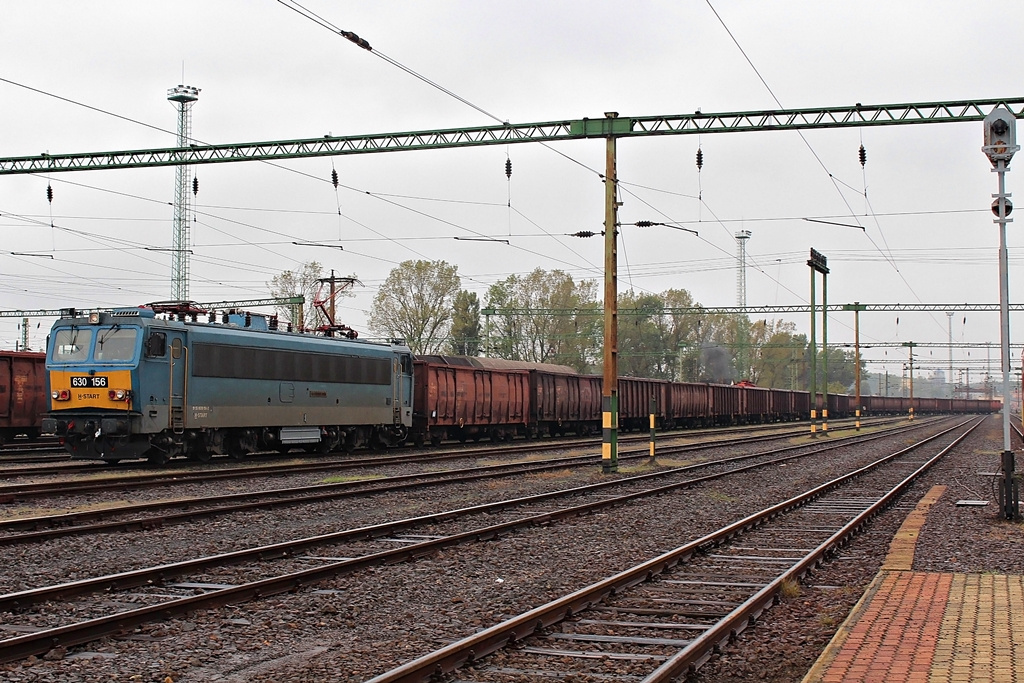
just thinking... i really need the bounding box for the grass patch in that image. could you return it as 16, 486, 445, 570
524, 468, 575, 482
707, 490, 737, 503
779, 578, 801, 599
320, 473, 385, 484
654, 457, 703, 468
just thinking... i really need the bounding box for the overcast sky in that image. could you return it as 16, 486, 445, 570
2, 1, 1022, 382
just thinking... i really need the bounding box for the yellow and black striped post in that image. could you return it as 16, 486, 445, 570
649, 394, 657, 464
602, 394, 618, 473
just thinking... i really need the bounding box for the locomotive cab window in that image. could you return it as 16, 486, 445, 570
145, 332, 167, 358
50, 328, 93, 364
401, 354, 413, 375
93, 327, 139, 363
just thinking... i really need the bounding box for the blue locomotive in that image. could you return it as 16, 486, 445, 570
42, 306, 413, 464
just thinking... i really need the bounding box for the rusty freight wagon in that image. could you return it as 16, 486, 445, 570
617, 377, 669, 432
471, 358, 602, 437
0, 351, 47, 444
412, 356, 530, 446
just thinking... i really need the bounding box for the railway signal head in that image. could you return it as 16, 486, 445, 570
983, 107, 1018, 165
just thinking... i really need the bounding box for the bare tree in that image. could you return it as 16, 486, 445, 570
368, 260, 461, 354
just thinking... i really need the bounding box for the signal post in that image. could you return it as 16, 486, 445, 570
982, 107, 1020, 519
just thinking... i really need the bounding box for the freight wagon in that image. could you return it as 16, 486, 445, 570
0, 351, 46, 444
412, 356, 529, 446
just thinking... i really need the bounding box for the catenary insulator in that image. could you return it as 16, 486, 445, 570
331, 168, 339, 189
192, 176, 199, 195
341, 30, 372, 51
858, 144, 867, 167
46, 184, 53, 203
571, 231, 597, 238
696, 148, 704, 171
505, 158, 512, 179
636, 220, 654, 228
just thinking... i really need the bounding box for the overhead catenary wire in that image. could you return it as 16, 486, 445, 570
705, 0, 952, 341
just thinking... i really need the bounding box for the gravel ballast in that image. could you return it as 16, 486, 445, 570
0, 417, 1017, 682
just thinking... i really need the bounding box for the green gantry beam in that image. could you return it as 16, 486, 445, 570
1, 98, 1022, 174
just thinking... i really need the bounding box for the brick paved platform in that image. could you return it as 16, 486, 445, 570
802, 486, 1024, 683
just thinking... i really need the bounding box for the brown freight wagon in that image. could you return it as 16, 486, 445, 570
709, 383, 742, 425
617, 377, 668, 432
826, 393, 852, 419
412, 356, 529, 446
740, 384, 772, 423
470, 358, 601, 437
665, 382, 713, 428
767, 388, 806, 422
0, 351, 47, 444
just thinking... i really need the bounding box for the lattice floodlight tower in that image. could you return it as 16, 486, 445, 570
167, 85, 200, 301
735, 230, 751, 307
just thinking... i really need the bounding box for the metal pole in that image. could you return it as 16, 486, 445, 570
854, 304, 862, 429
909, 344, 915, 421
996, 158, 1017, 518
947, 311, 954, 399
329, 269, 336, 325
602, 113, 619, 474
809, 265, 817, 435
822, 270, 829, 434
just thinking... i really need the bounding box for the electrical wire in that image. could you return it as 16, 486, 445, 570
704, 0, 952, 341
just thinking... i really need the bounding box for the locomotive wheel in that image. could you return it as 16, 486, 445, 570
189, 448, 212, 463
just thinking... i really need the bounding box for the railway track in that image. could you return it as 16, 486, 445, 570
0, 417, 901, 480
366, 417, 983, 682
0, 417, 937, 545
0, 416, 968, 665
0, 416, 907, 493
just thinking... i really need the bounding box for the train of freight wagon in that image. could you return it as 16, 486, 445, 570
29, 304, 999, 465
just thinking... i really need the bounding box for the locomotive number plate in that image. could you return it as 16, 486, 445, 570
70, 376, 108, 388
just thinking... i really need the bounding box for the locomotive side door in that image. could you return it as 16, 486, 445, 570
167, 333, 187, 433
393, 353, 413, 428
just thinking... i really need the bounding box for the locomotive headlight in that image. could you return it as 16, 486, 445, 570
109, 389, 129, 401
52, 390, 71, 401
